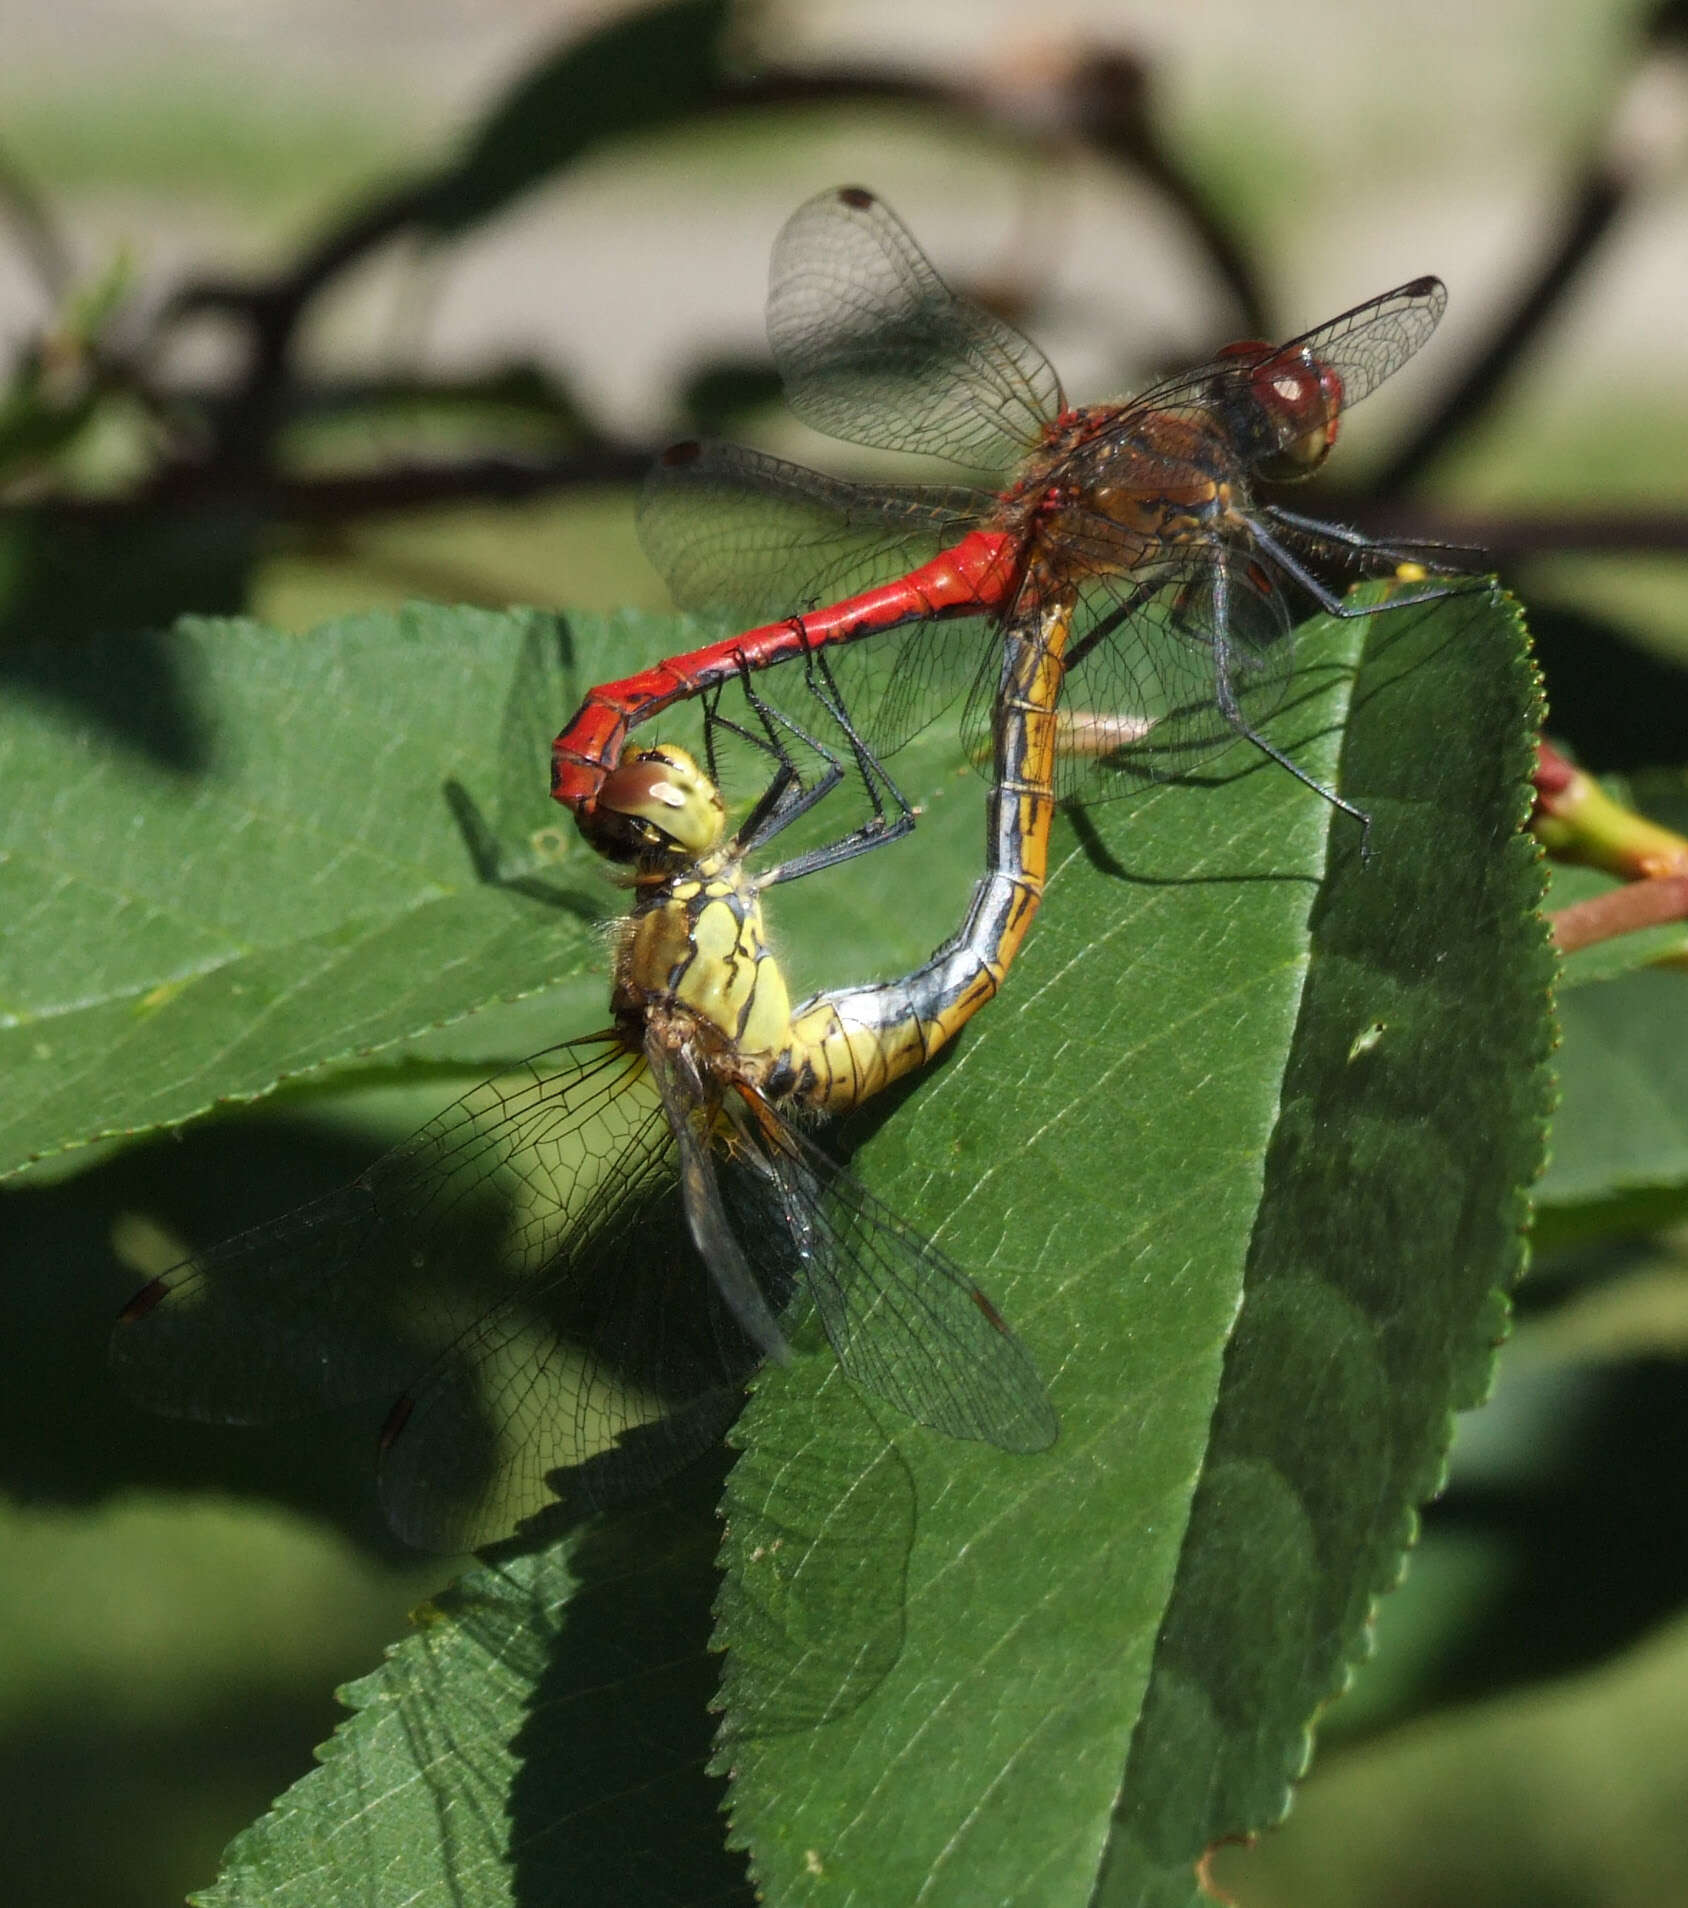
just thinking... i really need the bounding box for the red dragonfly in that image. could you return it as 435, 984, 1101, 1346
554, 185, 1471, 850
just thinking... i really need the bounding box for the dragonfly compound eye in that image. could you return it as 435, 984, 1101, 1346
597, 745, 726, 856
1247, 347, 1343, 479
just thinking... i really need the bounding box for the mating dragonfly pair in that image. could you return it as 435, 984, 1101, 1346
114, 187, 1474, 1550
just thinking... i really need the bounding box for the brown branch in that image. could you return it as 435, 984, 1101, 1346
15, 446, 650, 524
159, 42, 1267, 477
1552, 876, 1688, 954
1060, 49, 1267, 332
1374, 174, 1624, 494
166, 174, 444, 471
19, 444, 1688, 557
1334, 501, 1688, 561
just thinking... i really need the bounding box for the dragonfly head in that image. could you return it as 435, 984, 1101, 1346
592, 744, 727, 863
1216, 339, 1343, 481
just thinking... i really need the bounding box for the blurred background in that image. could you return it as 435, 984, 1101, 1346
3, 1, 1686, 1903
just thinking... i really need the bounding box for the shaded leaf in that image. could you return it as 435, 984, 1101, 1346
0, 599, 996, 1183
21, 585, 1547, 1903
0, 501, 257, 698
198, 1463, 750, 1908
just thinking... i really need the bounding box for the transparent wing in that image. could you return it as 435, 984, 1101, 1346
767, 185, 1064, 471
640, 440, 1006, 768
720, 1092, 1058, 1454
959, 548, 1297, 802
647, 1034, 788, 1362
638, 440, 990, 624
1126, 276, 1449, 427
112, 1040, 763, 1550
377, 1165, 756, 1551
1273, 273, 1447, 408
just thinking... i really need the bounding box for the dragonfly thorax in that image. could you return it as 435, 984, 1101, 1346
1002, 406, 1243, 580
614, 852, 796, 1070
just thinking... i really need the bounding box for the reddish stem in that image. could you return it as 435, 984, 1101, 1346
1551, 876, 1688, 955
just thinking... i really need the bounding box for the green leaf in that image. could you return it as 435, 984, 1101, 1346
23, 586, 1549, 1902
1548, 862, 1688, 988
0, 606, 602, 1177
422, 0, 733, 238
0, 599, 994, 1181
1544, 762, 1688, 989
1535, 765, 1688, 1219
197, 1463, 751, 1908
1538, 966, 1688, 1210
715, 584, 1552, 1904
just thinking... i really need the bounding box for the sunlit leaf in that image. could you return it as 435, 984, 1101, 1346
0, 606, 603, 1176
0, 600, 991, 1182
716, 585, 1551, 1906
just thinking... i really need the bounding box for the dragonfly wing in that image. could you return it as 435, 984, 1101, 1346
767, 186, 1063, 471
377, 1162, 751, 1549
1274, 275, 1447, 409
641, 444, 1004, 773
638, 440, 989, 623
112, 1042, 645, 1419
113, 1039, 758, 1550
1091, 278, 1449, 480
842, 603, 1005, 762
722, 1104, 1058, 1453
646, 1034, 790, 1363
988, 551, 1295, 801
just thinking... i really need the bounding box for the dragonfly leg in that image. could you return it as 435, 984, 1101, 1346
701, 658, 916, 884
789, 644, 915, 847
1063, 576, 1162, 673
701, 671, 845, 848
1209, 560, 1375, 862
1253, 515, 1481, 614
1261, 504, 1486, 571
703, 670, 837, 802
720, 649, 917, 888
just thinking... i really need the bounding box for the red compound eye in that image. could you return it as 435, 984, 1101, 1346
1248, 347, 1343, 478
